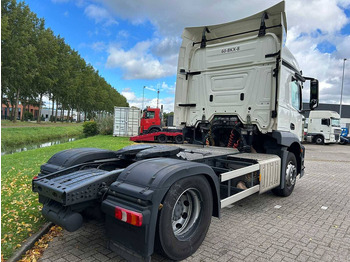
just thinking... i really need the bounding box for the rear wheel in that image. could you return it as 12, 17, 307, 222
272, 152, 297, 197
174, 134, 184, 144
156, 176, 213, 260
315, 136, 324, 145
157, 134, 167, 143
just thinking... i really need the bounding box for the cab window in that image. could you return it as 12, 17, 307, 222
290, 81, 301, 110
146, 111, 155, 119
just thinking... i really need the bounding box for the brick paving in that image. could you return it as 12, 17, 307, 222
39, 144, 350, 261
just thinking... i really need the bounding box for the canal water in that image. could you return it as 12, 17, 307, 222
1, 137, 79, 155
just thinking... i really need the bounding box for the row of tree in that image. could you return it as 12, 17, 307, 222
1, 0, 128, 122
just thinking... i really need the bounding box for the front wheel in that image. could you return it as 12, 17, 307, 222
272, 152, 297, 197
156, 176, 213, 260
315, 136, 324, 145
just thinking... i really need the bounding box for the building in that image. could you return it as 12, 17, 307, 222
41, 108, 83, 122
1, 102, 39, 120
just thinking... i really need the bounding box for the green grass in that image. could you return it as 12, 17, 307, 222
1, 136, 133, 260
1, 124, 84, 151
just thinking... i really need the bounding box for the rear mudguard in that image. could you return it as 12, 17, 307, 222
40, 148, 119, 175
101, 157, 220, 259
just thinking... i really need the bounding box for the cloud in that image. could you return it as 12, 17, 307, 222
160, 82, 176, 94
100, 0, 277, 36
145, 86, 156, 92
91, 41, 107, 52
121, 89, 136, 101
117, 30, 129, 39
84, 4, 118, 26
106, 41, 177, 79
121, 88, 174, 112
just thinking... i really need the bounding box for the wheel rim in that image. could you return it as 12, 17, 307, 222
159, 135, 166, 142
316, 137, 322, 144
285, 161, 297, 187
171, 188, 202, 239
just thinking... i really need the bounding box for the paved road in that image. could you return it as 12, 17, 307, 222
40, 144, 350, 262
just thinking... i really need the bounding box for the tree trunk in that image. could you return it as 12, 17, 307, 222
54, 99, 58, 123
37, 94, 43, 123
6, 105, 9, 120
13, 89, 20, 122
21, 100, 27, 121
61, 107, 64, 122
67, 108, 70, 122
51, 96, 54, 122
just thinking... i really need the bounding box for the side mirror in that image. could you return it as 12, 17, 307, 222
310, 79, 319, 110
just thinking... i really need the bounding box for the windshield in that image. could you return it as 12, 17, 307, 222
331, 118, 340, 127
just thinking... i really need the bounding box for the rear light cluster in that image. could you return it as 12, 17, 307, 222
115, 206, 143, 227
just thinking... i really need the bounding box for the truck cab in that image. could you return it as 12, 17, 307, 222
140, 107, 162, 134
307, 110, 342, 144
174, 1, 318, 152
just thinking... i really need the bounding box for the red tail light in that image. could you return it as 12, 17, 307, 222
33, 176, 38, 180
115, 206, 143, 227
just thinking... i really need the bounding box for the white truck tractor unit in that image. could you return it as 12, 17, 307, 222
307, 110, 342, 144
33, 2, 319, 261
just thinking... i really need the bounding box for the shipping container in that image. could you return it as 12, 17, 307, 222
113, 107, 140, 137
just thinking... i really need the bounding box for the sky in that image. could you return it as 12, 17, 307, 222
24, 0, 350, 112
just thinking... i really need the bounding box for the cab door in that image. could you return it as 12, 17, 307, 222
288, 79, 303, 140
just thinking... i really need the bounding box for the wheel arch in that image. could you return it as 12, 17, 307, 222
287, 141, 302, 176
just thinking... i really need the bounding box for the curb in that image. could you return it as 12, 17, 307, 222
7, 222, 53, 262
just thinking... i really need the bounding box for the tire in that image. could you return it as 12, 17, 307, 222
156, 176, 213, 260
158, 134, 167, 143
174, 134, 184, 144
315, 136, 324, 145
272, 152, 297, 197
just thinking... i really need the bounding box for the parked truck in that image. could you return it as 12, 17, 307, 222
32, 2, 319, 261
131, 106, 184, 143
306, 110, 342, 144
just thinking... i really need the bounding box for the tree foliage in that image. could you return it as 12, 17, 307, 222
1, 0, 129, 122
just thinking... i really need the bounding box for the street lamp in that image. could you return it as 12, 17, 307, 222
142, 86, 145, 110
340, 58, 347, 118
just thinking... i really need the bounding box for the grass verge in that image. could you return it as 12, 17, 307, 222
1, 136, 133, 260
1, 124, 84, 151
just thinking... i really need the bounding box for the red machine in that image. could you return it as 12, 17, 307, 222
131, 107, 184, 143
140, 107, 162, 134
